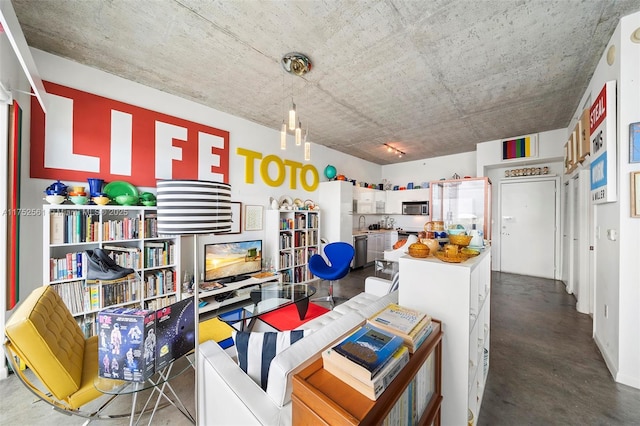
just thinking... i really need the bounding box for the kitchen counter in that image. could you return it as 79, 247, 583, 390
352, 228, 398, 235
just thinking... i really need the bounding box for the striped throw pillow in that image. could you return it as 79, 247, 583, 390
233, 329, 312, 390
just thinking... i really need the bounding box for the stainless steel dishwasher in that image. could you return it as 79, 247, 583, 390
353, 234, 368, 268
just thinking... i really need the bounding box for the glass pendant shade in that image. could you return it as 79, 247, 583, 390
280, 121, 287, 150
295, 121, 302, 146
288, 102, 296, 130
304, 142, 311, 161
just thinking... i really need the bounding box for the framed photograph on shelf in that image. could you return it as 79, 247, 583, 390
630, 122, 640, 163
217, 202, 241, 234
631, 172, 640, 217
244, 205, 264, 231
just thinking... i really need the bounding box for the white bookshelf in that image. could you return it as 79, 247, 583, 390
43, 204, 181, 336
264, 209, 320, 285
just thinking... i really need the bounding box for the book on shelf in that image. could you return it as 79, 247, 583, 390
199, 281, 225, 291
325, 324, 404, 383
323, 344, 410, 400
367, 303, 432, 353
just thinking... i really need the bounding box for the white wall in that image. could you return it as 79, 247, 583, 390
382, 151, 477, 187
572, 12, 640, 389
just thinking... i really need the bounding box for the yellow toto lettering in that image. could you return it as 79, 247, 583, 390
236, 147, 262, 183
236, 147, 319, 191
261, 155, 286, 187
300, 164, 319, 191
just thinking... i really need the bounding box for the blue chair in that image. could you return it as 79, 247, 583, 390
309, 242, 355, 308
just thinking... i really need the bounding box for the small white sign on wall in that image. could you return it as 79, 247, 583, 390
590, 80, 617, 204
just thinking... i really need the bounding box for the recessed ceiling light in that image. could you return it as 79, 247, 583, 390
631, 27, 640, 44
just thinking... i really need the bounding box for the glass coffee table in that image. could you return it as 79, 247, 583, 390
94, 354, 195, 425
217, 282, 316, 331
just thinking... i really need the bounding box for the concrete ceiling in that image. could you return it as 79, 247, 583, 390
10, 0, 640, 165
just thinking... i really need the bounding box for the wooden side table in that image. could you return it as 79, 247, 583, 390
292, 320, 443, 425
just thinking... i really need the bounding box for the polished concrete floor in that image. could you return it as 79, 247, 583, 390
1, 267, 639, 425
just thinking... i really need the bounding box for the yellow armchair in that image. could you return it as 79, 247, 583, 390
3, 286, 128, 420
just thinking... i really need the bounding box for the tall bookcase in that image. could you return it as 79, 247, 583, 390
265, 210, 320, 284
43, 204, 181, 337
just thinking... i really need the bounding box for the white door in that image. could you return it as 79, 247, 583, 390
562, 180, 573, 290
500, 179, 557, 279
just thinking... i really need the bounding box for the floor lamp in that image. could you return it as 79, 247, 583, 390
156, 179, 232, 424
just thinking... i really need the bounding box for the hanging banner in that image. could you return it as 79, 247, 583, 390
590, 81, 617, 203
30, 82, 230, 187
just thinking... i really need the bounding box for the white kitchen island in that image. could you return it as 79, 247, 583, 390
399, 248, 491, 426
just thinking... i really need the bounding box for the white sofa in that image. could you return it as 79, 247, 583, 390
198, 290, 398, 425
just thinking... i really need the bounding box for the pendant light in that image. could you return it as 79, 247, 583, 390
280, 121, 287, 150
280, 52, 312, 158
304, 129, 311, 161
295, 121, 302, 146
288, 101, 296, 131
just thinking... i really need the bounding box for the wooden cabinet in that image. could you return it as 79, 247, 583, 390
399, 250, 491, 425
265, 210, 320, 284
43, 204, 181, 337
292, 320, 443, 425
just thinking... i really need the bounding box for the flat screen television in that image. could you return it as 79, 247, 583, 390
204, 240, 262, 283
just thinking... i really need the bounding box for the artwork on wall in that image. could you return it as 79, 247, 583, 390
244, 205, 264, 231
7, 100, 22, 309
631, 172, 640, 217
590, 81, 617, 204
30, 81, 230, 187
629, 122, 640, 163
501, 134, 538, 161
217, 202, 241, 234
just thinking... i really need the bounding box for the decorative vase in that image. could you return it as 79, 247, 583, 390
87, 178, 104, 197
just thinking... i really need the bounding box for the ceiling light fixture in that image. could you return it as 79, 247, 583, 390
280, 52, 312, 159
384, 143, 405, 158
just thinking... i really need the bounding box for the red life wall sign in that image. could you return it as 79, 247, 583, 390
30, 82, 230, 186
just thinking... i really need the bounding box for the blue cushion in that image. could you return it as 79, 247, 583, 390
232, 329, 312, 390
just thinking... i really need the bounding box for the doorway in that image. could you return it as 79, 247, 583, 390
500, 177, 560, 279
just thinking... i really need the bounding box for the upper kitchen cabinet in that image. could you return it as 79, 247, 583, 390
353, 186, 386, 214
430, 178, 492, 239
385, 188, 430, 215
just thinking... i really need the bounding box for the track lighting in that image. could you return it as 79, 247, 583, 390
384, 143, 405, 158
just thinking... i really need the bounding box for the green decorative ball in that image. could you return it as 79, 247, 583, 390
324, 165, 337, 179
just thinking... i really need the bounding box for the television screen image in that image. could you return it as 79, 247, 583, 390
204, 240, 262, 283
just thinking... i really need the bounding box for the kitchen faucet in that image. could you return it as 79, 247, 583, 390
359, 215, 366, 231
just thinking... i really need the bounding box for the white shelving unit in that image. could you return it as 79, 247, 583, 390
196, 273, 282, 317
398, 249, 491, 425
43, 204, 181, 337
265, 210, 320, 285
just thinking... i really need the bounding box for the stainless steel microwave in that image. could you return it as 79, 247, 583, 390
402, 201, 429, 215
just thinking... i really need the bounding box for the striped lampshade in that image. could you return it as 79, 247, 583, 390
156, 180, 232, 235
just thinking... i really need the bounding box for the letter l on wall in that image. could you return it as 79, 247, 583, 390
44, 93, 100, 172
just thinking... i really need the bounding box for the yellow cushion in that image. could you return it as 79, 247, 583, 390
66, 336, 104, 409
5, 286, 86, 402
199, 317, 234, 344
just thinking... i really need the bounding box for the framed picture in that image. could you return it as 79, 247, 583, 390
217, 202, 241, 234
244, 205, 264, 231
631, 172, 640, 217
630, 122, 640, 163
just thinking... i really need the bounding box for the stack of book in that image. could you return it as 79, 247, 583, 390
367, 303, 433, 353
322, 324, 408, 400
